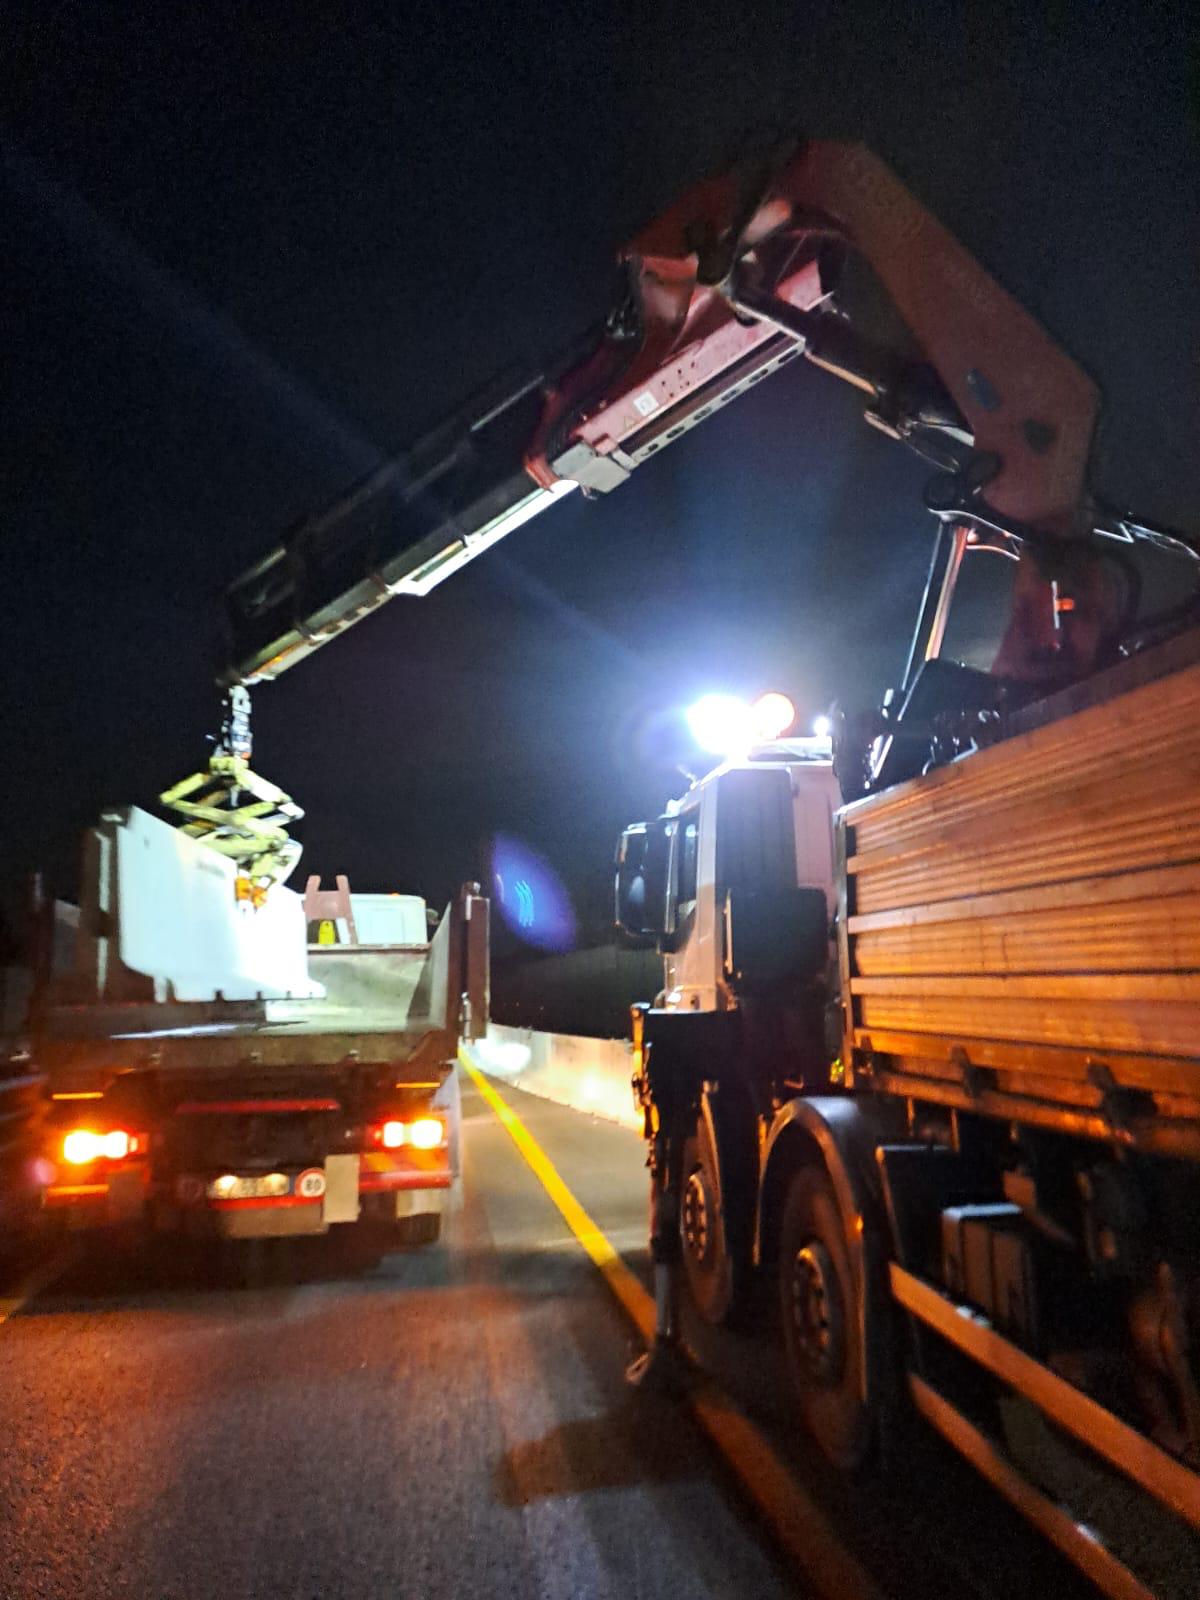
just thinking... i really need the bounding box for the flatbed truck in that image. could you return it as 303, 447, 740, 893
32, 806, 486, 1250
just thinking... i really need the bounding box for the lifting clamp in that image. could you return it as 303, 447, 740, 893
159, 686, 303, 904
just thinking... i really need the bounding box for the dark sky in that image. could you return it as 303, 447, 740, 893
4, 7, 1197, 942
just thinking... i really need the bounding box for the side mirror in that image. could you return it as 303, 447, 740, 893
723, 886, 830, 992
615, 818, 672, 944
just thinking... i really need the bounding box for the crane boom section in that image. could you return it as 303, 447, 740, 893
224, 141, 1099, 687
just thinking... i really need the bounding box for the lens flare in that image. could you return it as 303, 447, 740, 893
491, 835, 576, 951
685, 694, 751, 755
686, 691, 795, 756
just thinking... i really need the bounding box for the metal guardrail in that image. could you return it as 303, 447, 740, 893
464, 1026, 639, 1131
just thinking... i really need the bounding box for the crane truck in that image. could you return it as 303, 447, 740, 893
197, 140, 1196, 1591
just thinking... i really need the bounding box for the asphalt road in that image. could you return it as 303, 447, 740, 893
0, 1077, 1100, 1600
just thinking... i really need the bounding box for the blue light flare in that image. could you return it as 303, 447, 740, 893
490, 835, 576, 951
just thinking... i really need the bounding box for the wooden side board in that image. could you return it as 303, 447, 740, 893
841, 652, 1200, 1129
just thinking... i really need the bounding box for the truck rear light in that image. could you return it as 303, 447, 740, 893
62, 1128, 140, 1165
408, 1116, 445, 1150
372, 1115, 447, 1150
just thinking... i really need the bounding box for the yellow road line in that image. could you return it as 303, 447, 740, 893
459, 1052, 882, 1600
461, 1052, 653, 1342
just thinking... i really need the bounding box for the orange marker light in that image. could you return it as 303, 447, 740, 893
751, 692, 796, 742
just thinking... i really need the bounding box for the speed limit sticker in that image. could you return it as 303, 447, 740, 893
295, 1168, 326, 1200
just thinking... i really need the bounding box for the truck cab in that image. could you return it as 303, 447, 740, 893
617, 736, 839, 1021
614, 737, 844, 1334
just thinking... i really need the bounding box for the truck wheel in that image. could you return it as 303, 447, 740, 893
679, 1121, 737, 1326
779, 1164, 872, 1472
394, 1212, 441, 1249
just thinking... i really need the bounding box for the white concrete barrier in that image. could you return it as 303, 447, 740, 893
465, 1024, 640, 1131
82, 807, 320, 1003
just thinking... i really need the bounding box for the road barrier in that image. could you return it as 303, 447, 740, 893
464, 1024, 640, 1131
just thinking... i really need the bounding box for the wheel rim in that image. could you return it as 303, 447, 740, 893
681, 1167, 712, 1265
789, 1239, 844, 1384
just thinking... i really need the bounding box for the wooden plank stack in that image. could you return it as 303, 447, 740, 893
840, 653, 1200, 1152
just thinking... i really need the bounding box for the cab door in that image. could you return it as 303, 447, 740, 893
662, 787, 718, 1011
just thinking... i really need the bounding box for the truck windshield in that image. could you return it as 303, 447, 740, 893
939, 549, 1018, 672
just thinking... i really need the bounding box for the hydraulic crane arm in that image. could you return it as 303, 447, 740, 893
223, 140, 1112, 689
194, 138, 1198, 887
526, 141, 1099, 524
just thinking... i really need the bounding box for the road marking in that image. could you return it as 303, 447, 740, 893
461, 1052, 653, 1340
0, 1247, 71, 1327
460, 1053, 882, 1600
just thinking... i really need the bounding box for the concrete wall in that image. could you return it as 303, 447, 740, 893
465, 1023, 640, 1132
490, 943, 661, 1038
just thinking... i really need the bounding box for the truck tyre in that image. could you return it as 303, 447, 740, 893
779, 1164, 872, 1473
679, 1120, 737, 1326
394, 1211, 441, 1248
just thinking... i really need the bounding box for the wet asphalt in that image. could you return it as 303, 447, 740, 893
0, 1078, 1101, 1600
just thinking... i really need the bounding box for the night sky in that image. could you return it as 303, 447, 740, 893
4, 8, 1197, 946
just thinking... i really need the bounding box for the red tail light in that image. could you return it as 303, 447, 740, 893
370, 1116, 447, 1151
61, 1129, 143, 1165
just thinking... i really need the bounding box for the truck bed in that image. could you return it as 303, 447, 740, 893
839, 633, 1200, 1157
38, 935, 458, 1078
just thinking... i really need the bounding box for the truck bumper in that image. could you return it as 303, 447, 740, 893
177, 1155, 453, 1239
45, 1149, 454, 1241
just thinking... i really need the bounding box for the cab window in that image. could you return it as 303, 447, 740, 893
675, 811, 700, 924
940, 548, 1018, 671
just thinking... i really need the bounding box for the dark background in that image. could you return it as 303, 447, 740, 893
4, 5, 1197, 951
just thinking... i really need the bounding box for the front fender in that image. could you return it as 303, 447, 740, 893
759, 1095, 887, 1252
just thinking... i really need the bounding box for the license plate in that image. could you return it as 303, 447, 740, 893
206, 1173, 290, 1201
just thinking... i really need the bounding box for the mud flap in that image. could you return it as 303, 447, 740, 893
323, 1154, 361, 1224
394, 1189, 445, 1219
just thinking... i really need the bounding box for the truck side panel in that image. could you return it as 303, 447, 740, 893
840, 654, 1200, 1151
